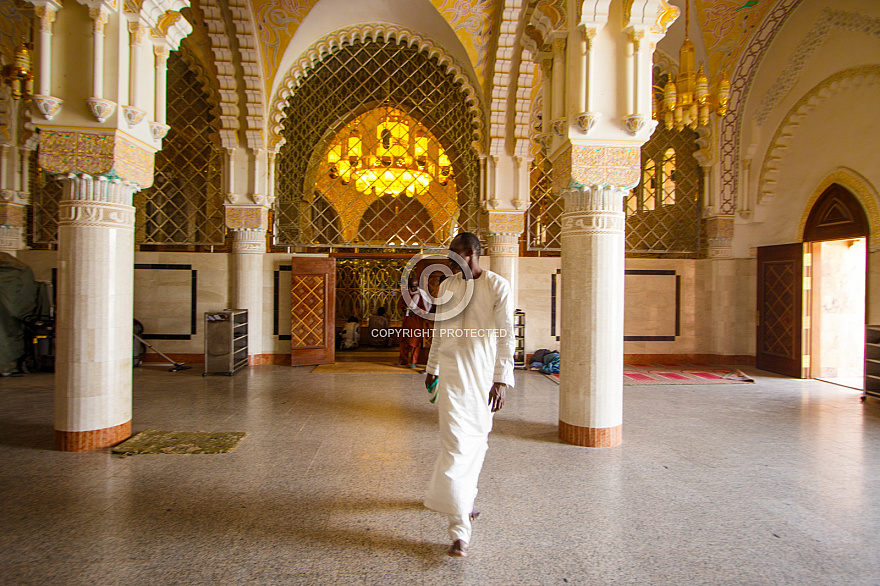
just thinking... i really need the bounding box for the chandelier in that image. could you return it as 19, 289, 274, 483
654, 2, 729, 131
2, 42, 34, 101
327, 107, 452, 197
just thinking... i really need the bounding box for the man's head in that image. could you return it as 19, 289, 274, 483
408, 277, 419, 292
450, 232, 480, 257
449, 232, 482, 277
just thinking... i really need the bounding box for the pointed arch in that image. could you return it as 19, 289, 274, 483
798, 168, 880, 251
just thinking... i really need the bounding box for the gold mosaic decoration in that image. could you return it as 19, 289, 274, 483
38, 130, 155, 188
488, 211, 525, 234
225, 206, 268, 231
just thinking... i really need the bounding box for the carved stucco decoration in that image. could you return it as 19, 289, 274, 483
200, 0, 241, 150
38, 130, 155, 188
758, 65, 880, 206
489, 0, 528, 159
225, 205, 268, 231
268, 24, 485, 154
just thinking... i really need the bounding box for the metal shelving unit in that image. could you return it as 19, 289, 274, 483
863, 325, 880, 401
204, 309, 248, 376
514, 309, 526, 369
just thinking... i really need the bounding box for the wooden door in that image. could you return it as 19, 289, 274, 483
291, 257, 336, 366
756, 243, 804, 377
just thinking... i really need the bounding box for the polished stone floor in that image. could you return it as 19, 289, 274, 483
2, 365, 880, 585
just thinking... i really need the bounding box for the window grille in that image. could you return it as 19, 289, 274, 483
27, 150, 62, 248
274, 38, 480, 249
134, 51, 224, 247
527, 151, 562, 252
625, 125, 701, 255
336, 258, 408, 323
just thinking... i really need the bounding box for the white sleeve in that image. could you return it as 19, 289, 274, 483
492, 276, 516, 388
420, 288, 433, 314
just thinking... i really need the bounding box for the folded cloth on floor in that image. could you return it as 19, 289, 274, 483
540, 352, 559, 374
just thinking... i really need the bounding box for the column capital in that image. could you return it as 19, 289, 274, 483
225, 204, 269, 233
37, 129, 156, 189
0, 201, 26, 230
552, 143, 642, 195
0, 225, 23, 254
128, 22, 149, 45
705, 215, 734, 258
58, 172, 139, 207
153, 44, 170, 63
230, 228, 267, 253
88, 6, 110, 30
560, 183, 627, 214
32, 4, 60, 31
552, 36, 566, 57
484, 231, 519, 257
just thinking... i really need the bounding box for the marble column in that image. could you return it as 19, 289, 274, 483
226, 201, 269, 361
54, 173, 137, 451
232, 228, 265, 359
550, 0, 675, 448
486, 231, 519, 305
558, 183, 627, 448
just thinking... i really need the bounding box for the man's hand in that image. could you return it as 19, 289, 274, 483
488, 383, 506, 412
425, 373, 438, 388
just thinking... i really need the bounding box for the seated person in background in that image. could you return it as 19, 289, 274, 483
341, 316, 360, 349
366, 307, 390, 347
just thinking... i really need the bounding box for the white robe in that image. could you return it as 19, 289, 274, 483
423, 270, 515, 517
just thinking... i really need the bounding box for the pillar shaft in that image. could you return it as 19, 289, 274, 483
551, 38, 566, 125
89, 8, 108, 99
128, 23, 147, 111
54, 174, 137, 451
559, 185, 626, 447
34, 5, 57, 97
486, 232, 519, 308
232, 229, 265, 359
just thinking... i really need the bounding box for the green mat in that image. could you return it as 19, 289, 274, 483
111, 429, 247, 456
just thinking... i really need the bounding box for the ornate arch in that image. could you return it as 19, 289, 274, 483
488, 0, 529, 158
200, 0, 239, 149
268, 23, 485, 153
798, 168, 880, 252
717, 0, 803, 215
758, 65, 880, 206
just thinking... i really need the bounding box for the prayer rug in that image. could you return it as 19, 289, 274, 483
544, 364, 754, 385
111, 430, 247, 456
311, 362, 421, 374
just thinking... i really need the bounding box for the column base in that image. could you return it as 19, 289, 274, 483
54, 420, 131, 452
559, 420, 621, 447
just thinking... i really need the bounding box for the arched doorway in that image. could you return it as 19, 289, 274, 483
804, 183, 869, 388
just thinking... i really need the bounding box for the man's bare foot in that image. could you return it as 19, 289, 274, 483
469, 510, 481, 522
447, 539, 468, 557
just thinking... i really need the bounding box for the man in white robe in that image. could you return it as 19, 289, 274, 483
423, 232, 515, 558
